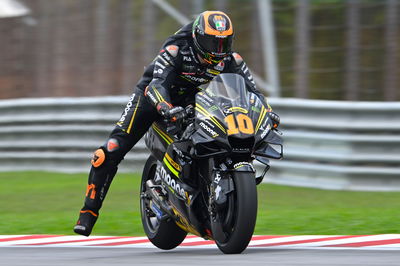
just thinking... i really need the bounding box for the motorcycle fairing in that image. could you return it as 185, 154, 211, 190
192, 74, 276, 158
145, 122, 175, 161
143, 73, 284, 246
155, 141, 211, 238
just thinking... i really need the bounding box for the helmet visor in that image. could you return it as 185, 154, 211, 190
197, 34, 233, 58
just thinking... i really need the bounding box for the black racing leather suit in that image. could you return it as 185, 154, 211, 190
80, 22, 269, 217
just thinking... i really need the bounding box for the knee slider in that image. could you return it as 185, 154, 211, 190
91, 148, 106, 168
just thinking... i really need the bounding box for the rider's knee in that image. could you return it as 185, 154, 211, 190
91, 138, 123, 168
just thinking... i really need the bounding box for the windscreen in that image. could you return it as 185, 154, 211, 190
202, 73, 251, 109
195, 73, 264, 137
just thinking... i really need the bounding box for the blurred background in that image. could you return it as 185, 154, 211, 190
0, 0, 399, 191
0, 0, 399, 237
1, 0, 398, 100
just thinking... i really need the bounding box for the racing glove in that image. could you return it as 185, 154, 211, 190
268, 111, 280, 128
157, 102, 186, 122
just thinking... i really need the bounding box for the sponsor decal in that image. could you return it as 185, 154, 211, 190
209, 105, 219, 112
154, 61, 166, 75
205, 72, 216, 79
213, 172, 222, 184
199, 121, 219, 137
156, 165, 186, 198
183, 56, 192, 62
261, 123, 271, 139
146, 90, 158, 105
261, 115, 270, 129
202, 118, 217, 129
183, 74, 208, 83
165, 152, 182, 172
233, 162, 255, 171
196, 104, 226, 133
213, 15, 227, 31
214, 61, 225, 71
118, 94, 135, 124
156, 60, 167, 69
205, 89, 215, 97
156, 55, 169, 66
85, 184, 96, 199
162, 52, 172, 63
228, 107, 248, 114
182, 64, 196, 73
207, 68, 220, 75
200, 93, 213, 102
180, 49, 190, 55
198, 95, 212, 106
251, 106, 261, 113
154, 69, 163, 75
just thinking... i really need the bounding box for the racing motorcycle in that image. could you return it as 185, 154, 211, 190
140, 73, 283, 254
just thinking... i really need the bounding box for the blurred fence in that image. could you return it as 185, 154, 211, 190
0, 0, 399, 101
1, 96, 399, 191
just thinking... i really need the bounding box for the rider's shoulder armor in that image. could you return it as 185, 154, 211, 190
165, 45, 179, 57
232, 52, 243, 65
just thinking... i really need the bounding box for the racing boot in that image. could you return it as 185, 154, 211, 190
74, 145, 118, 236
74, 209, 98, 236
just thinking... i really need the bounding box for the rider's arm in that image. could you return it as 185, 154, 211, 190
225, 52, 272, 110
145, 45, 180, 111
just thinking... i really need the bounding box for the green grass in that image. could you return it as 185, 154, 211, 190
0, 171, 399, 236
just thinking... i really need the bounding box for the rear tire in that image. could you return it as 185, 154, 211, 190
214, 172, 257, 254
140, 156, 187, 250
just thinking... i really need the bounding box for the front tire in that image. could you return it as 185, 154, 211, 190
140, 156, 187, 250
214, 172, 258, 254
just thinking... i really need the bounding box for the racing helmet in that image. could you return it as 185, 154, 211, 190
192, 11, 234, 64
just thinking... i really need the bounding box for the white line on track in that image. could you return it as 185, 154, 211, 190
0, 234, 399, 250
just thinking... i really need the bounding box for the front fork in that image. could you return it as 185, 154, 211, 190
209, 170, 233, 212
209, 159, 255, 212
208, 159, 256, 242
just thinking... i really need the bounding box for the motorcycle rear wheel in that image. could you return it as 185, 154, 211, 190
140, 156, 187, 250
214, 171, 257, 254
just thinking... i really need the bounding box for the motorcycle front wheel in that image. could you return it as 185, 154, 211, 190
140, 156, 187, 250
213, 171, 258, 254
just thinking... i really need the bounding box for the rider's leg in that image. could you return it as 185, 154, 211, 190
74, 91, 158, 236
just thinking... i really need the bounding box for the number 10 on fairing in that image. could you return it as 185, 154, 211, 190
224, 114, 254, 135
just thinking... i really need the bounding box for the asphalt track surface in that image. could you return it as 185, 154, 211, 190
1, 246, 400, 266
2, 235, 400, 265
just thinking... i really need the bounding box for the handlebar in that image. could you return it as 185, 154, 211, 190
165, 104, 195, 136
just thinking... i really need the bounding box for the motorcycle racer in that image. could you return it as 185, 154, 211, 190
74, 10, 280, 236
